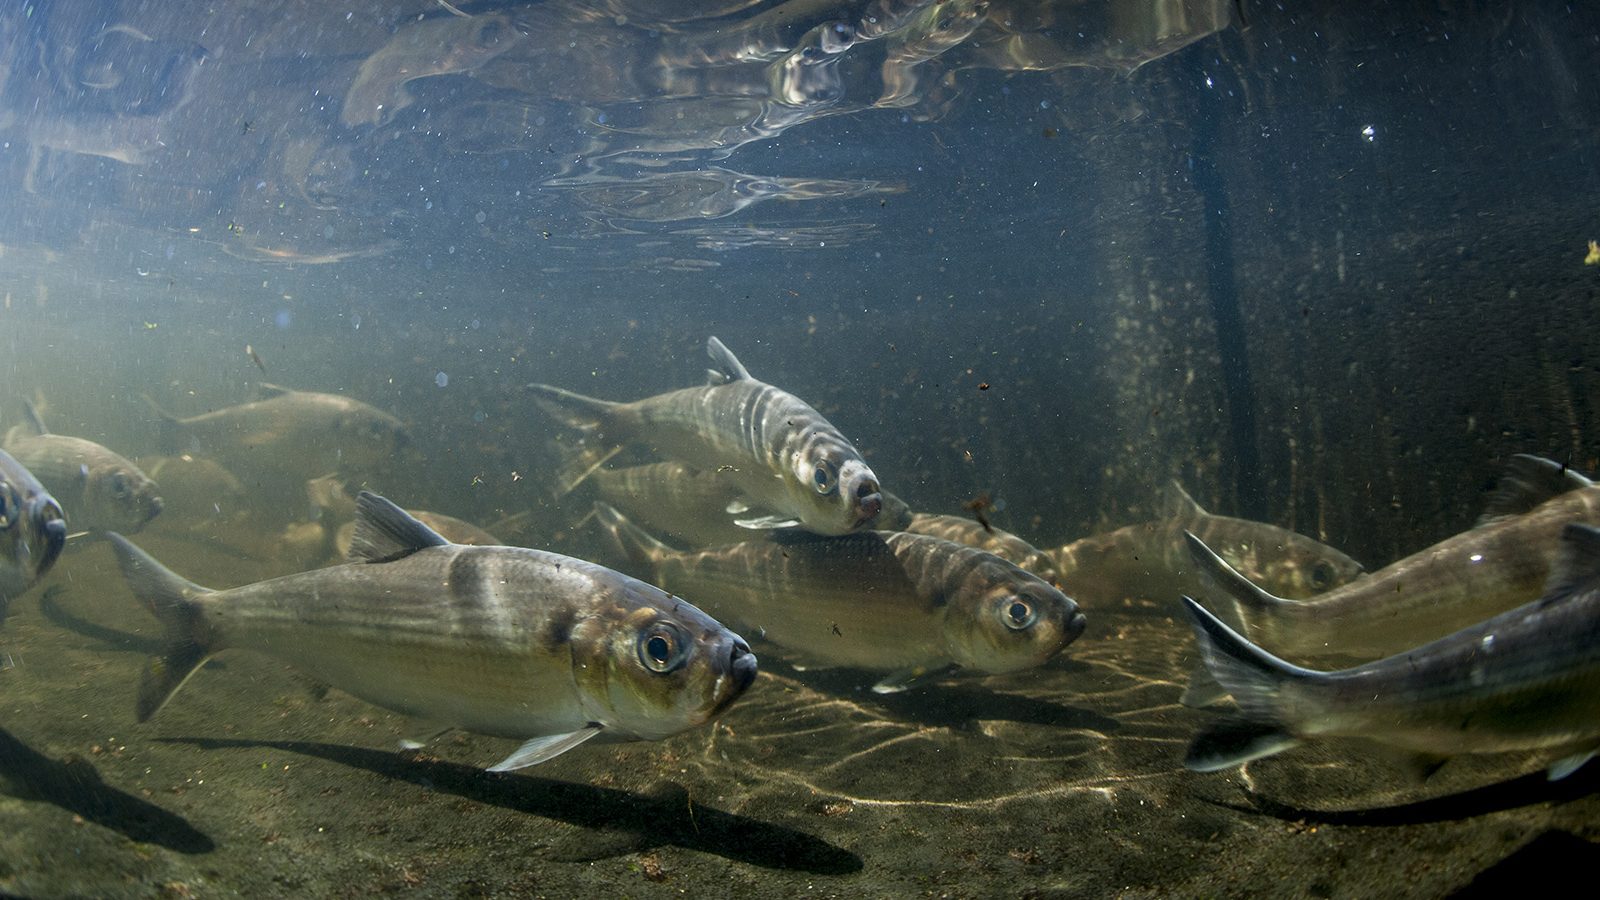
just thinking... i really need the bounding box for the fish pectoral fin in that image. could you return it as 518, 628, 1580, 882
871, 666, 944, 694
1184, 715, 1299, 772
487, 725, 604, 772
734, 514, 802, 529
724, 499, 751, 515
1547, 749, 1598, 781
398, 722, 455, 751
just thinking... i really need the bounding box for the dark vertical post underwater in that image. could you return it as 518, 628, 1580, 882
1186, 52, 1263, 521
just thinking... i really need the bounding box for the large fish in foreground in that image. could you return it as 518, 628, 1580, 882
3, 401, 163, 534
0, 449, 67, 619
594, 504, 1085, 693
109, 492, 756, 771
148, 383, 411, 485
1187, 455, 1599, 660
529, 337, 883, 536
1182, 522, 1600, 780
1049, 482, 1363, 608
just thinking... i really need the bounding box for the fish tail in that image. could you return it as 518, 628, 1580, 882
141, 393, 187, 455
107, 533, 219, 722
525, 384, 624, 495
1182, 530, 1295, 631
591, 502, 673, 577
1180, 596, 1318, 771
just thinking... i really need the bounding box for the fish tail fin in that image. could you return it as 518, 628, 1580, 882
526, 384, 625, 495
1181, 595, 1318, 771
19, 399, 50, 435
1182, 530, 1295, 632
141, 393, 187, 455
591, 502, 674, 576
107, 533, 219, 721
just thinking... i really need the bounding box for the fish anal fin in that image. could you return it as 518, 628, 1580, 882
487, 725, 603, 771
348, 492, 450, 563
705, 336, 753, 383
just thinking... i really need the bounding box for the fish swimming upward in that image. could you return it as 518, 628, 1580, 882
1182, 522, 1600, 781
3, 401, 162, 534
147, 383, 411, 486
109, 492, 756, 771
594, 503, 1085, 694
1049, 481, 1363, 608
0, 449, 67, 620
1185, 455, 1600, 661
529, 336, 883, 536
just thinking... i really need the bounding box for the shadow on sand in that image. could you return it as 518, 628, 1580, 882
160, 736, 863, 874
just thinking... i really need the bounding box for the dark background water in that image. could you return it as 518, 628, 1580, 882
6, 1, 1597, 570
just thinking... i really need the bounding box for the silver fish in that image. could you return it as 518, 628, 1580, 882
595, 503, 1084, 693
590, 461, 754, 548
530, 337, 883, 536
341, 13, 523, 127
0, 449, 67, 619
901, 511, 1059, 584
1052, 481, 1364, 608
148, 383, 411, 486
109, 492, 756, 771
1187, 455, 1596, 660
3, 401, 162, 534
1182, 522, 1600, 780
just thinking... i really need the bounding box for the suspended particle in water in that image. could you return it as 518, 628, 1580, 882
435, 371, 449, 388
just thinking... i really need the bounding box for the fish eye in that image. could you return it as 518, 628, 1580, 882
0, 487, 14, 528
1310, 561, 1335, 590
1000, 597, 1036, 631
812, 462, 838, 495
638, 625, 686, 673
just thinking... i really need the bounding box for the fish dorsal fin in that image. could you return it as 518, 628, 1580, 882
705, 336, 753, 384
20, 399, 50, 435
1478, 455, 1593, 525
255, 382, 294, 399
1539, 523, 1600, 602
348, 491, 450, 563
1162, 479, 1207, 521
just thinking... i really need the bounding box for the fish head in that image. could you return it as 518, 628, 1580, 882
942, 565, 1086, 674
569, 587, 757, 741
81, 462, 163, 534
1216, 533, 1364, 600
789, 440, 883, 535
0, 470, 66, 605
330, 407, 415, 469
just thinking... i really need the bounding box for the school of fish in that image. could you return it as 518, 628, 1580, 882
2, 334, 1593, 815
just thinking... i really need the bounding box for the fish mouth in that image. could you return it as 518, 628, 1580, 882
710, 640, 758, 717
848, 476, 883, 528
1064, 610, 1087, 643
